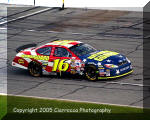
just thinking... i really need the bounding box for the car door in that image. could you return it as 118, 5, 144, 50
52, 47, 72, 72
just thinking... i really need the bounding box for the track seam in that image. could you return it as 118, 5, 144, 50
15, 79, 53, 95
57, 86, 87, 98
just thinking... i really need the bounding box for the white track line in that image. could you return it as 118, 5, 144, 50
0, 27, 7, 30
0, 93, 7, 95
27, 29, 94, 36
106, 82, 145, 87
0, 93, 143, 108
0, 8, 53, 26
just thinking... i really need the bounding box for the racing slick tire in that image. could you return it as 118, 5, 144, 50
28, 61, 42, 77
85, 65, 98, 81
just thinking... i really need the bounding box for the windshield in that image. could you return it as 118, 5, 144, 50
70, 43, 97, 56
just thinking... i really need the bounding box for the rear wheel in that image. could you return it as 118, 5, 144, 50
28, 61, 42, 77
85, 65, 98, 81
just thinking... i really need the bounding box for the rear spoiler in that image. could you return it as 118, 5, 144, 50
16, 43, 37, 53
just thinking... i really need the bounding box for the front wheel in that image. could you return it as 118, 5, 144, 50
85, 65, 98, 81
28, 61, 42, 77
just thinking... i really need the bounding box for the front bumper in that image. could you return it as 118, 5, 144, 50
98, 69, 133, 79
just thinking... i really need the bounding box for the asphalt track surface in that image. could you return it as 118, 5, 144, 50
0, 4, 150, 107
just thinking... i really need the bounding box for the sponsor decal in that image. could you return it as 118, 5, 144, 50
70, 70, 76, 74
99, 69, 106, 76
106, 69, 110, 76
80, 67, 84, 71
21, 55, 49, 61
87, 62, 96, 65
70, 59, 84, 74
42, 62, 48, 66
116, 69, 120, 74
18, 59, 24, 64
75, 61, 81, 67
88, 51, 118, 62
76, 67, 80, 71
120, 66, 129, 72
42, 62, 48, 70
98, 67, 104, 69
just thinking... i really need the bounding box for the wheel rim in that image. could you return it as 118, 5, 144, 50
29, 62, 41, 77
86, 66, 97, 80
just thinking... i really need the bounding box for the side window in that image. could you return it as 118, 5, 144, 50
54, 47, 71, 57
37, 47, 52, 56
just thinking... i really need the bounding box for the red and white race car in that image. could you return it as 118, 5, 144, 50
12, 40, 132, 80
12, 40, 84, 76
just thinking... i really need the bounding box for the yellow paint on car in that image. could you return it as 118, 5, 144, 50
98, 70, 133, 79
88, 51, 119, 61
21, 55, 49, 61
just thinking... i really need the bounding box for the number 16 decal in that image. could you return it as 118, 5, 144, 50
52, 59, 69, 72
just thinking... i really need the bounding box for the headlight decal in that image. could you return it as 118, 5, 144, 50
104, 64, 118, 68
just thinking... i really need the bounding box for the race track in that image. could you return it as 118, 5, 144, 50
0, 4, 150, 107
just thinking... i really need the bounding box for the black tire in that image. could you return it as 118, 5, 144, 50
28, 61, 42, 77
85, 65, 98, 81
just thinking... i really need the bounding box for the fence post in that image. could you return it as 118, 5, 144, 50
62, 0, 64, 9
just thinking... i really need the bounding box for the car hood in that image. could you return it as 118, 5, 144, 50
79, 50, 127, 66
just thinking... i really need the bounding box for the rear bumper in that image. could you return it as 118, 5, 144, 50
98, 69, 133, 79
12, 61, 28, 70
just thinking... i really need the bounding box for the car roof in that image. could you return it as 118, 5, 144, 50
45, 40, 82, 48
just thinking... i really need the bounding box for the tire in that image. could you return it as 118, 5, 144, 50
28, 61, 42, 77
85, 65, 98, 81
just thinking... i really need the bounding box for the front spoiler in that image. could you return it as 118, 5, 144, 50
98, 70, 133, 79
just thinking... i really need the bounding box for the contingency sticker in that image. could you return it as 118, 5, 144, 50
18, 59, 24, 64
88, 51, 119, 61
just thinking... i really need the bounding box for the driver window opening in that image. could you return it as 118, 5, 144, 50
54, 47, 71, 57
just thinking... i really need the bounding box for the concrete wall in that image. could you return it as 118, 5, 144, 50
0, 0, 149, 11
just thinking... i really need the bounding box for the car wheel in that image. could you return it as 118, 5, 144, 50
85, 65, 97, 81
28, 61, 42, 77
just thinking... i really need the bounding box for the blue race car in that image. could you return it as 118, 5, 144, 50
69, 41, 133, 80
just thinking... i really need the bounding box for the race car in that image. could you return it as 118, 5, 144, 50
12, 40, 133, 80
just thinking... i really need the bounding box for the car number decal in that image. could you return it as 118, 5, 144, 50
52, 59, 69, 72
88, 51, 119, 61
